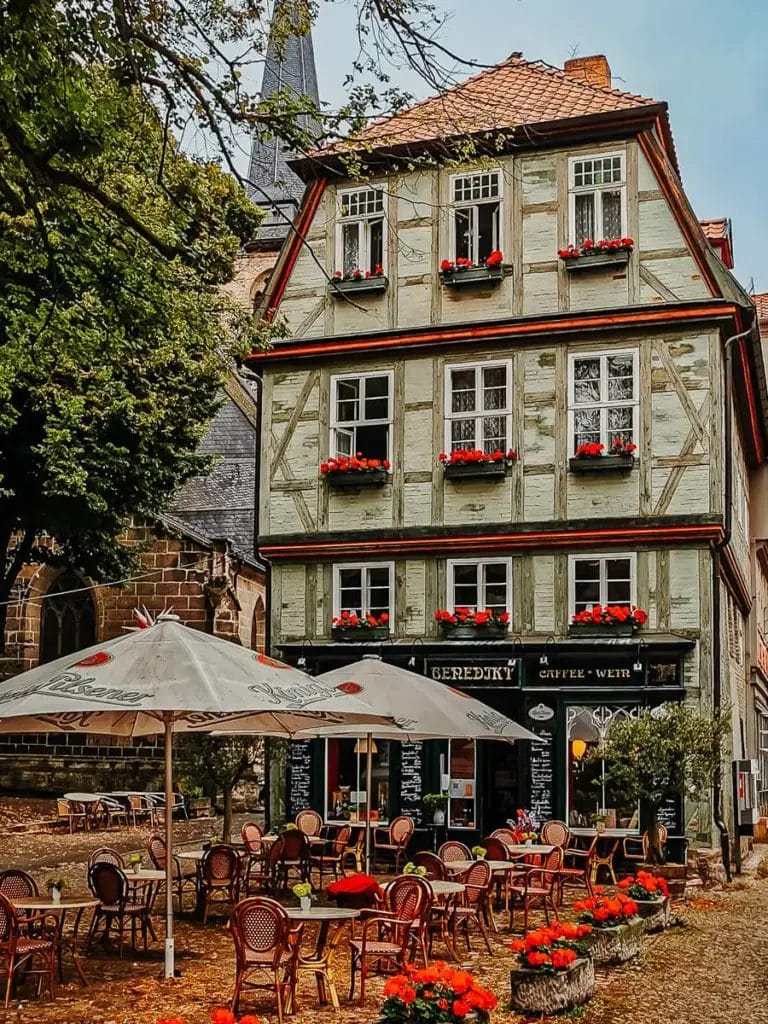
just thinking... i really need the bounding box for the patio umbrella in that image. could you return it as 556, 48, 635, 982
296, 655, 539, 870
0, 616, 394, 977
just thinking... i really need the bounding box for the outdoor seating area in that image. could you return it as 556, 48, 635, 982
55, 792, 189, 834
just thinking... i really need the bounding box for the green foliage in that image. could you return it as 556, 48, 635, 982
178, 735, 261, 841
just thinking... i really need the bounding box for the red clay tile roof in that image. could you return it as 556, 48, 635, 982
700, 218, 734, 269
329, 55, 659, 153
755, 293, 768, 328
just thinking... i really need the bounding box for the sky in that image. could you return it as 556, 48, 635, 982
304, 0, 768, 292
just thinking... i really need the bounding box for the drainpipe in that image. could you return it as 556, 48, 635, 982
713, 326, 752, 879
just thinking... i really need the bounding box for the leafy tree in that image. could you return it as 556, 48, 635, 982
596, 703, 730, 864
178, 735, 262, 842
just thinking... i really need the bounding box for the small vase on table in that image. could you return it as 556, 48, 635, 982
300, 896, 312, 912
51, 885, 62, 905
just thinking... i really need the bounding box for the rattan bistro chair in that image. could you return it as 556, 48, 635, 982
295, 809, 323, 837
230, 897, 302, 1024
450, 859, 493, 954
86, 862, 156, 956
199, 845, 240, 924
372, 816, 414, 873
0, 893, 59, 1007
147, 833, 198, 911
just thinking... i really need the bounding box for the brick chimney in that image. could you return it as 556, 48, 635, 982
563, 55, 612, 90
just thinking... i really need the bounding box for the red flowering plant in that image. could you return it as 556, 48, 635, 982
571, 604, 648, 628
439, 251, 504, 275
574, 437, 637, 459
618, 870, 669, 902
573, 889, 639, 928
332, 610, 390, 632
157, 1010, 260, 1024
558, 237, 634, 260
438, 447, 517, 466
320, 454, 391, 476
510, 921, 592, 973
381, 963, 497, 1022
435, 607, 510, 630
510, 807, 538, 842
332, 264, 385, 281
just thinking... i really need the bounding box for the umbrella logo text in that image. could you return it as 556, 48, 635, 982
248, 679, 353, 708
0, 672, 147, 708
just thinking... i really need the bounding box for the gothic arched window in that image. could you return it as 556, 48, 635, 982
40, 571, 96, 664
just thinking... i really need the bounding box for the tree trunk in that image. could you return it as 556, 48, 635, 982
222, 786, 234, 844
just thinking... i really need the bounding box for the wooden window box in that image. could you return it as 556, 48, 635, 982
439, 623, 508, 641
440, 266, 504, 289
329, 276, 388, 297
562, 250, 631, 272
331, 626, 390, 642
324, 469, 390, 490
444, 460, 509, 481
569, 455, 635, 475
569, 623, 637, 639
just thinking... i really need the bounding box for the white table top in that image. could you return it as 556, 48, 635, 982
504, 844, 556, 856
570, 828, 632, 838
126, 868, 166, 881
177, 850, 205, 861
63, 793, 102, 804
13, 897, 98, 911
446, 859, 523, 872
285, 906, 360, 921
430, 879, 465, 896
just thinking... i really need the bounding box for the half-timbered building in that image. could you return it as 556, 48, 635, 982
250, 54, 768, 861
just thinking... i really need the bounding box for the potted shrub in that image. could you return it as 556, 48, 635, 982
439, 249, 505, 289
558, 237, 634, 271
331, 610, 390, 642
439, 447, 517, 481
380, 962, 497, 1022
185, 786, 213, 818
509, 922, 594, 1014
327, 873, 385, 910
618, 871, 671, 932
589, 811, 608, 833
570, 604, 648, 638
573, 890, 643, 965
569, 437, 637, 474
434, 607, 509, 640
321, 454, 391, 489
423, 793, 448, 825
330, 265, 388, 297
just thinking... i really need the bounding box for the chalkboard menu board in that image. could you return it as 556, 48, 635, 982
288, 740, 312, 818
400, 742, 424, 825
528, 726, 554, 826
657, 796, 682, 835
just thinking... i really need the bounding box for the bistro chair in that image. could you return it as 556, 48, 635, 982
0, 871, 39, 902
241, 822, 269, 894
56, 798, 86, 834
450, 859, 493, 954
349, 875, 431, 1003
558, 834, 596, 903
342, 828, 365, 874
480, 836, 515, 918
0, 892, 59, 1007
372, 815, 415, 873
88, 847, 125, 870
147, 834, 198, 911
413, 851, 446, 880
310, 825, 351, 890
127, 794, 157, 829
268, 831, 311, 893
438, 840, 471, 865
295, 809, 323, 837
623, 823, 668, 863
491, 827, 518, 846
230, 897, 302, 1023
98, 797, 129, 830
86, 862, 156, 956
508, 846, 563, 933
199, 845, 240, 924
541, 820, 570, 849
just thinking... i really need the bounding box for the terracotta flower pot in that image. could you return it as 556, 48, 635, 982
586, 918, 644, 965
633, 896, 671, 933
509, 957, 595, 1014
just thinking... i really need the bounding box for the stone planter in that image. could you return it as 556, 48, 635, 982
331, 626, 390, 643
439, 623, 508, 641
509, 957, 595, 1014
443, 460, 509, 481
562, 249, 631, 272
634, 896, 671, 933
569, 623, 637, 639
187, 797, 212, 818
586, 918, 644, 965
569, 454, 635, 474
440, 265, 504, 289
325, 468, 390, 489
329, 275, 388, 297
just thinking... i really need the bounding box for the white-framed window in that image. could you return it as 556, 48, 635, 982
324, 737, 392, 824
336, 186, 386, 275
444, 361, 512, 453
447, 739, 476, 829
333, 562, 394, 622
757, 708, 768, 798
568, 152, 627, 246
330, 371, 392, 461
449, 169, 502, 263
448, 559, 511, 613
569, 553, 636, 615
568, 350, 638, 453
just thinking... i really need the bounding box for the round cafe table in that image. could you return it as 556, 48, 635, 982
429, 879, 465, 897
285, 905, 360, 1010
12, 897, 98, 985
445, 859, 521, 873
63, 793, 103, 830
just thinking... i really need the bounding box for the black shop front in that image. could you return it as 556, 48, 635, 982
277, 637, 692, 854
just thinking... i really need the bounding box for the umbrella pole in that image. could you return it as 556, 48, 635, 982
164, 715, 175, 979
364, 733, 373, 874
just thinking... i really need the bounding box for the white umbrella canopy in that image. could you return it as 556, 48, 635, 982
294, 655, 538, 869
0, 617, 395, 977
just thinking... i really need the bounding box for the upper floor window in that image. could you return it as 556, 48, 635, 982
445, 361, 511, 453
337, 187, 385, 275
569, 351, 637, 453
450, 170, 502, 264
330, 372, 392, 461
570, 554, 635, 615
569, 153, 626, 246
448, 559, 510, 612
333, 562, 393, 622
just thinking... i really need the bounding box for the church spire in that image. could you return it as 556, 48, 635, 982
248, 1, 320, 246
